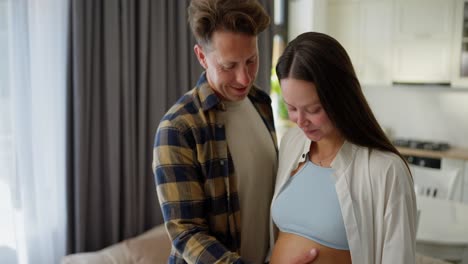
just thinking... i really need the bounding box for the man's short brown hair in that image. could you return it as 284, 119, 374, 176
188, 0, 270, 47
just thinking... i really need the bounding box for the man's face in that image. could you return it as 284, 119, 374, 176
194, 30, 259, 101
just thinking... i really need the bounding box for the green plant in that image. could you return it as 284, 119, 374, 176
270, 68, 289, 120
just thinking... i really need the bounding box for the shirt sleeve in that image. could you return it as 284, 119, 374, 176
153, 122, 244, 264
381, 161, 417, 264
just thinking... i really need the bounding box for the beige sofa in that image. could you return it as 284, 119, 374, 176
62, 224, 451, 264
61, 224, 171, 264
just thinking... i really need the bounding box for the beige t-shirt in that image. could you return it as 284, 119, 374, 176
218, 98, 277, 263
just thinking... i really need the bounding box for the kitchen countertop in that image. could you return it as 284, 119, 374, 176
396, 146, 468, 161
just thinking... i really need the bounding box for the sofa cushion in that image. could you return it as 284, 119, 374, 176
416, 253, 451, 264
61, 243, 130, 264
124, 224, 171, 263
61, 224, 171, 264
125, 236, 171, 263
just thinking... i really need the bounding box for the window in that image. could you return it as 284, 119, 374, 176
0, 0, 8, 97
1, 1, 68, 262
0, 1, 19, 263
271, 0, 292, 142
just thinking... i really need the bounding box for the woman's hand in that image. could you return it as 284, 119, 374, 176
290, 248, 319, 264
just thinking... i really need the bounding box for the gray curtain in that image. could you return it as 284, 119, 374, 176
66, 0, 273, 253
256, 0, 274, 92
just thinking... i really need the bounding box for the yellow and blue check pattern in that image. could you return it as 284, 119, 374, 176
153, 73, 277, 264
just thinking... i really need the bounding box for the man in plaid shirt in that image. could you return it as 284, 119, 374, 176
154, 0, 321, 262
153, 0, 280, 263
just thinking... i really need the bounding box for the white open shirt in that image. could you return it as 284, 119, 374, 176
269, 126, 417, 264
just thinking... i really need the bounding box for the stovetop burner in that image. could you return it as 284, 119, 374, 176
392, 139, 450, 151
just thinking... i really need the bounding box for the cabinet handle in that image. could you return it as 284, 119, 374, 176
414, 33, 432, 39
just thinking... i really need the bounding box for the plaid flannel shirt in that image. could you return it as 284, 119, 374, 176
153, 73, 277, 264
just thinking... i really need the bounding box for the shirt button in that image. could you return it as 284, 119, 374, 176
220, 160, 224, 166
302, 154, 305, 158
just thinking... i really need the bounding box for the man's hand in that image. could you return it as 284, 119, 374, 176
290, 248, 319, 264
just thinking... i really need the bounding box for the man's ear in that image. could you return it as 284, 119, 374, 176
194, 44, 208, 69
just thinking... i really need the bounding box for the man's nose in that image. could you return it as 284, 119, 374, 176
236, 66, 251, 86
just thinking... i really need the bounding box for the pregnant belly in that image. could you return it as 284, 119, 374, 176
270, 231, 352, 264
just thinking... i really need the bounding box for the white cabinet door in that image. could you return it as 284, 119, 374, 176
393, 41, 452, 83
327, 0, 393, 85
393, 0, 456, 83
360, 1, 393, 85
327, 0, 362, 73
288, 0, 328, 41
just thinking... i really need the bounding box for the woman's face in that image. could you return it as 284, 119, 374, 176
280, 78, 337, 141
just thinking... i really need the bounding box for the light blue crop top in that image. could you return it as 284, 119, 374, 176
271, 160, 349, 250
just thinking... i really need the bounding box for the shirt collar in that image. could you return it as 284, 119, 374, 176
197, 73, 221, 111
331, 140, 356, 175
297, 137, 355, 174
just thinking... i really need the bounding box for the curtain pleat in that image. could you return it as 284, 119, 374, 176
257, 0, 274, 93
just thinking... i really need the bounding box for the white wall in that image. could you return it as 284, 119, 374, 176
362, 85, 468, 148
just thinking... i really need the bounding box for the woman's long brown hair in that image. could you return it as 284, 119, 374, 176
276, 32, 410, 174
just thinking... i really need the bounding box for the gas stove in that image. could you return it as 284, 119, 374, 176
392, 139, 450, 151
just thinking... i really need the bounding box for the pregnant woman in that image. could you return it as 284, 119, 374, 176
269, 32, 417, 264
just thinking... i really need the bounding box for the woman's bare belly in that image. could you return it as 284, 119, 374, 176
270, 231, 352, 264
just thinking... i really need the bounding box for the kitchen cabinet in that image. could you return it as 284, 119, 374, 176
451, 0, 468, 88
291, 0, 463, 86
327, 0, 361, 73
326, 0, 457, 85
392, 0, 456, 84
326, 0, 393, 85
288, 0, 327, 41
359, 1, 394, 85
